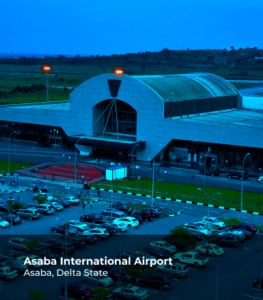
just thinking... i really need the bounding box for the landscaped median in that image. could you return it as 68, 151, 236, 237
91, 179, 263, 214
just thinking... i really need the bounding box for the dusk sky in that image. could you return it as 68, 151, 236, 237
1, 0, 262, 56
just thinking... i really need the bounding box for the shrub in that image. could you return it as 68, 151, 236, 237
169, 225, 197, 247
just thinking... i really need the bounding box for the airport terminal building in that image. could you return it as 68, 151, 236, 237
0, 72, 263, 169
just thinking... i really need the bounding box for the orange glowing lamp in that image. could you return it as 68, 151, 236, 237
42, 65, 52, 73
113, 67, 125, 77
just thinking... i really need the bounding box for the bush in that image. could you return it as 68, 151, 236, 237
26, 239, 39, 252
218, 218, 241, 227
169, 225, 197, 247
8, 202, 24, 212
34, 196, 47, 203
92, 287, 112, 300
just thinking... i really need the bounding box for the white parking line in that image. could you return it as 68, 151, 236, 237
244, 294, 261, 299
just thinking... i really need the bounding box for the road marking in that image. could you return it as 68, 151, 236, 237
183, 207, 193, 209
210, 211, 220, 213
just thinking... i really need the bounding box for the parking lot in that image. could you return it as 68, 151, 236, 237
0, 179, 263, 300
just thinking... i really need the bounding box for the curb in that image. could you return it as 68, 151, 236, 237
90, 187, 263, 216
0, 188, 29, 193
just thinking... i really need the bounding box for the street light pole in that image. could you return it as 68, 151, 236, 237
204, 149, 211, 188
197, 188, 221, 220
8, 131, 17, 175
244, 247, 262, 300
13, 132, 21, 164
215, 253, 219, 300
131, 144, 139, 178
240, 153, 250, 222
75, 137, 84, 195
151, 157, 155, 207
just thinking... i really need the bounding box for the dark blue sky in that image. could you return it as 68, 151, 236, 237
1, 0, 262, 56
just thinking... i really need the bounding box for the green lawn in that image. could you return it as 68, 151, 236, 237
0, 160, 34, 174
92, 179, 263, 213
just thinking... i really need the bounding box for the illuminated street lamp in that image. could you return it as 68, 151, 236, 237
42, 65, 52, 102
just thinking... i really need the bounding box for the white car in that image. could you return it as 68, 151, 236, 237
258, 176, 263, 183
183, 223, 213, 236
202, 217, 226, 229
68, 220, 89, 231
82, 228, 110, 239
83, 272, 113, 287
63, 196, 80, 205
150, 241, 177, 255
0, 217, 10, 228
111, 222, 128, 232
194, 221, 217, 232
113, 217, 139, 229
49, 202, 64, 211
34, 192, 54, 201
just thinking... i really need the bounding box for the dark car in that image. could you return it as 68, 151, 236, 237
0, 213, 22, 225
32, 248, 61, 263
55, 199, 71, 208
0, 205, 10, 214
139, 209, 152, 221
61, 282, 94, 299
129, 212, 144, 224
209, 235, 240, 247
199, 167, 220, 176
227, 171, 248, 180
117, 252, 138, 263
67, 236, 87, 249
139, 246, 168, 259
46, 242, 75, 255
231, 223, 257, 234
136, 273, 174, 290
148, 207, 163, 218
0, 258, 28, 274
185, 228, 204, 241
111, 203, 131, 214
98, 223, 117, 236
80, 235, 97, 245
51, 225, 77, 236
253, 278, 263, 290
93, 265, 127, 281
80, 213, 104, 224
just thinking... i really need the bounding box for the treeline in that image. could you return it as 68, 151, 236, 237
0, 84, 47, 98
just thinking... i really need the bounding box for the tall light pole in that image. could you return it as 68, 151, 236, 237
240, 153, 250, 222
151, 157, 155, 207
244, 247, 262, 299
75, 137, 84, 195
8, 131, 17, 175
56, 218, 68, 300
204, 148, 211, 188
197, 188, 221, 220
13, 132, 20, 164
131, 144, 139, 178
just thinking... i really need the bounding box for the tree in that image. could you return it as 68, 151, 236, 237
91, 287, 112, 300
169, 225, 197, 248
25, 239, 39, 252
28, 290, 43, 300
230, 46, 235, 50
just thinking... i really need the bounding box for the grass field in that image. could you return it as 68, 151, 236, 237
0, 160, 34, 174
92, 179, 263, 213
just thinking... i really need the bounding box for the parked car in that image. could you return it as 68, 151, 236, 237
83, 272, 113, 287
140, 209, 153, 221
66, 236, 87, 249
61, 282, 94, 299
8, 237, 29, 252
0, 213, 21, 225
111, 203, 131, 214
129, 212, 144, 224
46, 241, 75, 255
112, 285, 149, 300
16, 208, 40, 220
93, 264, 127, 281
148, 207, 163, 218
110, 222, 128, 233
173, 251, 209, 268
63, 196, 80, 205
199, 167, 220, 176
0, 266, 19, 280
209, 234, 240, 247
34, 204, 55, 215
68, 220, 89, 231
136, 273, 174, 290
156, 262, 189, 279
138, 246, 168, 259
218, 230, 245, 241
183, 223, 213, 237
15, 254, 44, 268
258, 176, 263, 184
47, 202, 64, 211
101, 208, 126, 218
0, 205, 11, 214
202, 217, 227, 229
54, 198, 71, 208
0, 217, 10, 228
227, 171, 248, 180
185, 229, 204, 241
80, 213, 104, 224
97, 223, 117, 236
231, 223, 257, 234
150, 241, 177, 255
162, 236, 190, 252
228, 228, 252, 239
0, 258, 28, 274
195, 243, 224, 257
81, 228, 110, 240
51, 224, 77, 235
113, 217, 139, 229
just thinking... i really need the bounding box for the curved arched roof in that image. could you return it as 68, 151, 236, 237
132, 73, 240, 102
